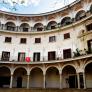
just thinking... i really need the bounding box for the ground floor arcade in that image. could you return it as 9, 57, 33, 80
0, 59, 92, 89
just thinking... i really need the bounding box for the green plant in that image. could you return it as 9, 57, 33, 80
73, 48, 81, 57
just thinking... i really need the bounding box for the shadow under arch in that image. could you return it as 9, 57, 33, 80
62, 65, 77, 88
84, 61, 92, 88
30, 67, 43, 88
0, 66, 11, 88
75, 10, 86, 21
46, 67, 60, 88
13, 67, 27, 88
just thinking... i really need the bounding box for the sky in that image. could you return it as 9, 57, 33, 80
0, 0, 75, 14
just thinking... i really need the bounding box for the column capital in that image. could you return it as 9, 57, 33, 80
43, 73, 46, 76
27, 74, 30, 76
11, 72, 13, 76
59, 70, 62, 75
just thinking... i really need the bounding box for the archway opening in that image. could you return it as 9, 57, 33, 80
85, 62, 92, 88
13, 67, 27, 88
20, 23, 30, 32
46, 67, 59, 88
34, 23, 44, 31
5, 22, 16, 31
47, 21, 57, 30
62, 65, 77, 88
61, 17, 72, 26
0, 66, 10, 88
30, 67, 43, 88
75, 10, 86, 21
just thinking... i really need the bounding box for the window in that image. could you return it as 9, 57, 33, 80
87, 39, 92, 53
18, 52, 25, 62
86, 23, 92, 31
48, 51, 56, 60
64, 33, 70, 39
5, 37, 12, 43
33, 52, 40, 61
63, 49, 71, 59
1, 51, 10, 61
35, 38, 41, 43
20, 38, 27, 44
49, 36, 56, 42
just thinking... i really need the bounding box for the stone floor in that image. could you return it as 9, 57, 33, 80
0, 88, 92, 92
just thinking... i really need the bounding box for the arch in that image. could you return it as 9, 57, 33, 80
30, 67, 43, 88
62, 65, 76, 74
30, 66, 43, 74
61, 17, 72, 26
84, 60, 92, 70
13, 66, 27, 74
62, 65, 77, 88
5, 22, 16, 31
33, 23, 44, 31
46, 21, 57, 30
46, 67, 60, 88
46, 66, 59, 73
62, 64, 77, 73
0, 66, 11, 74
13, 67, 27, 75
20, 23, 30, 32
13, 67, 27, 88
0, 66, 11, 88
0, 65, 11, 73
75, 10, 86, 21
85, 62, 92, 88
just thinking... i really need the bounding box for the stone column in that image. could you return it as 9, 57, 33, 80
27, 74, 30, 89
10, 74, 13, 88
83, 72, 86, 89
1, 24, 4, 30
16, 26, 19, 32
77, 73, 80, 89
59, 73, 63, 89
44, 26, 46, 31
43, 74, 46, 88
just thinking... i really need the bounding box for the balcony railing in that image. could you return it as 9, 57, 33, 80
0, 51, 92, 64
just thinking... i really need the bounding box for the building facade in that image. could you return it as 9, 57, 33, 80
0, 0, 92, 89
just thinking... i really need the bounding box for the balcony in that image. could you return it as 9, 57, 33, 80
0, 52, 92, 64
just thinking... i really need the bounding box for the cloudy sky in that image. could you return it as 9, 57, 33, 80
0, 0, 75, 14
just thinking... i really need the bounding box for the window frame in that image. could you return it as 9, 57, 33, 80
49, 36, 56, 42
5, 37, 12, 43
35, 38, 41, 43
20, 38, 27, 44
64, 33, 70, 39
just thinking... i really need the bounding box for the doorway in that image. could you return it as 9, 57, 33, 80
17, 77, 22, 88
69, 75, 78, 88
